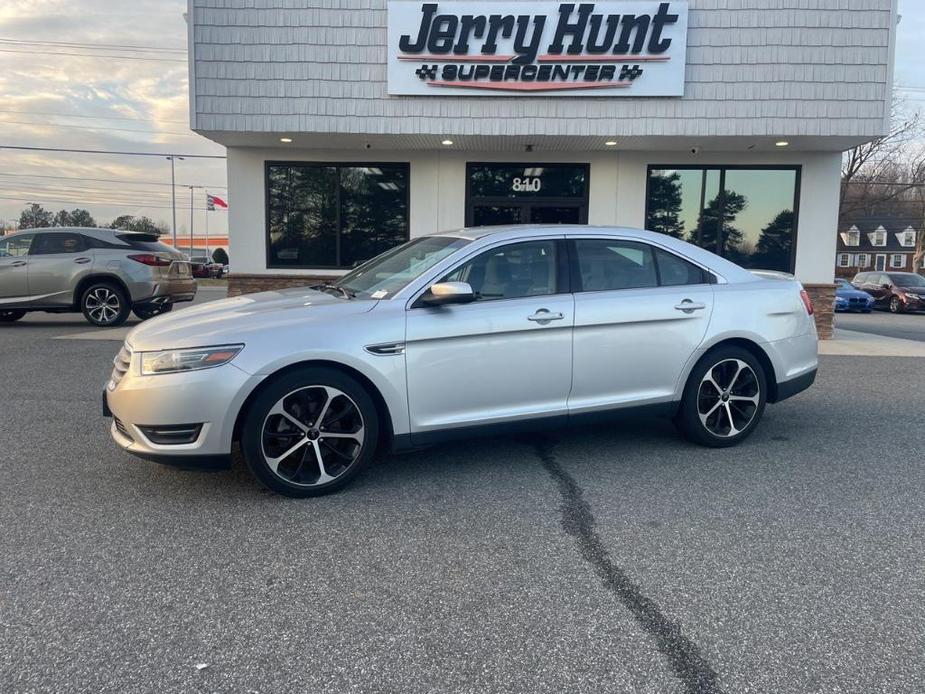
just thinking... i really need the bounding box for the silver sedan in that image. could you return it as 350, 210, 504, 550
104, 225, 818, 497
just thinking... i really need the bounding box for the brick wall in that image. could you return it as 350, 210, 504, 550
226, 274, 327, 298
804, 283, 835, 340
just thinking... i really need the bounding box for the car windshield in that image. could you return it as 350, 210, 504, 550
836, 279, 851, 288
334, 236, 470, 299
889, 273, 925, 287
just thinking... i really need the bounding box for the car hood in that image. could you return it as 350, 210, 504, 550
126, 287, 378, 351
836, 288, 873, 299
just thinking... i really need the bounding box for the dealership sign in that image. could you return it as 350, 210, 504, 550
387, 1, 688, 96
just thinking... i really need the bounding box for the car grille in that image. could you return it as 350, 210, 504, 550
110, 344, 132, 388
113, 416, 133, 441
849, 297, 864, 304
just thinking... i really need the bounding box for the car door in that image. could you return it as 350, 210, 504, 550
0, 233, 35, 301
404, 238, 574, 436
569, 238, 714, 412
26, 232, 95, 306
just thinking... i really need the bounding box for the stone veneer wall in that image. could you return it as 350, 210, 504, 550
804, 283, 835, 340
226, 274, 328, 298
228, 275, 837, 340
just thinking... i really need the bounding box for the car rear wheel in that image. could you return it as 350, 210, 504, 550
133, 303, 173, 321
890, 296, 903, 313
240, 366, 379, 497
676, 346, 767, 447
81, 282, 131, 327
0, 309, 26, 322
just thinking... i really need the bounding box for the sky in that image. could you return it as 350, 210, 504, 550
0, 1, 922, 240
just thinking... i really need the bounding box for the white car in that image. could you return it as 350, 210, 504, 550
104, 225, 818, 497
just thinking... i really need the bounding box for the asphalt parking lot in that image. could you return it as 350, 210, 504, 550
2, 294, 923, 693
837, 308, 925, 342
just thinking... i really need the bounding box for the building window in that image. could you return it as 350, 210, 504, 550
837, 253, 851, 268
869, 226, 887, 247
901, 227, 916, 247
466, 163, 589, 226
645, 166, 799, 273
856, 253, 870, 268
842, 225, 860, 246
266, 162, 409, 269
890, 254, 906, 269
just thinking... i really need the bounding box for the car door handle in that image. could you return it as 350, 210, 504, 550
10, 260, 27, 267
74, 257, 92, 264
527, 309, 565, 325
674, 299, 707, 313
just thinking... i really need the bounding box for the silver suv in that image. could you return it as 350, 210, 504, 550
0, 227, 196, 327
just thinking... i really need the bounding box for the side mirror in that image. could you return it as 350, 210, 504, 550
421, 281, 475, 306
882, 283, 891, 290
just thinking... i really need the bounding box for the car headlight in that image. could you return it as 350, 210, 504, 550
140, 344, 243, 375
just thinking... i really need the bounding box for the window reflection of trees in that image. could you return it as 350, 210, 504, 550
267, 164, 408, 269
646, 168, 797, 273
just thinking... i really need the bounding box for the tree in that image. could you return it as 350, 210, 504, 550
752, 210, 795, 271
645, 171, 685, 238
109, 215, 166, 235
212, 247, 229, 265
53, 208, 96, 228
18, 203, 53, 229
692, 190, 747, 258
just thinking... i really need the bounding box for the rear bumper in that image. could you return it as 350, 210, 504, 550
772, 367, 817, 403
137, 277, 197, 306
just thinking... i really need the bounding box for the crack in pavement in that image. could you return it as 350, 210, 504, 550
533, 436, 724, 694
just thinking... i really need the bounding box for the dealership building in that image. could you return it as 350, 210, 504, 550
188, 0, 898, 337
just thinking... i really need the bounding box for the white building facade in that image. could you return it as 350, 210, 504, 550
188, 0, 899, 337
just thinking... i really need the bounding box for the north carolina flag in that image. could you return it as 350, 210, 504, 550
206, 193, 228, 211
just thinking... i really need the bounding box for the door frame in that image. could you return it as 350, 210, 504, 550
875, 253, 887, 271
465, 162, 590, 227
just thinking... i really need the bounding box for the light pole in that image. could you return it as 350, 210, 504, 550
166, 155, 185, 248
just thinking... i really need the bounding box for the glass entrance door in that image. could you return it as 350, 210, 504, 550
467, 163, 589, 227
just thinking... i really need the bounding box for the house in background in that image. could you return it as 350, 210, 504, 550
835, 221, 919, 278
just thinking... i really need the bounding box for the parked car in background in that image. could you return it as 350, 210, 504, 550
189, 256, 223, 279
0, 228, 196, 326
104, 225, 818, 497
834, 278, 874, 313
851, 271, 925, 313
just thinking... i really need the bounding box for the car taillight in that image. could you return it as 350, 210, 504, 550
800, 289, 814, 315
129, 254, 170, 267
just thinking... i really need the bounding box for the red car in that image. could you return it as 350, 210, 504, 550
189, 256, 223, 278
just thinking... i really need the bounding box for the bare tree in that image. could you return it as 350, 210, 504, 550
841, 99, 925, 224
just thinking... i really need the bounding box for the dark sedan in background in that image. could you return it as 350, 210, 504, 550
852, 271, 925, 313
835, 278, 874, 313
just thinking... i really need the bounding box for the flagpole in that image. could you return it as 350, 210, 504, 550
205, 192, 210, 259
188, 185, 194, 257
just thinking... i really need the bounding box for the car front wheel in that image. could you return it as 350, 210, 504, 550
890, 296, 903, 313
676, 346, 767, 447
0, 309, 26, 322
81, 282, 131, 327
240, 367, 379, 497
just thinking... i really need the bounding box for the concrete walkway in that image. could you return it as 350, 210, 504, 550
819, 328, 925, 357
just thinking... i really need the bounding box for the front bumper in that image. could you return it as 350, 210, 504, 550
104, 356, 258, 468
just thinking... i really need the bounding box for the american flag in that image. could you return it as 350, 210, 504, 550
206, 193, 228, 211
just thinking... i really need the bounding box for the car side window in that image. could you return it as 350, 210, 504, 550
31, 232, 86, 255
575, 239, 658, 292
440, 240, 557, 301
653, 248, 707, 286
0, 233, 35, 257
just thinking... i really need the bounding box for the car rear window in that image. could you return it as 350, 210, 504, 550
115, 233, 175, 253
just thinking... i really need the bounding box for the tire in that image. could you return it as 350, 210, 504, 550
862, 309, 872, 314
81, 282, 131, 327
240, 366, 380, 497
134, 303, 173, 321
0, 309, 26, 323
676, 346, 768, 448
890, 296, 903, 313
